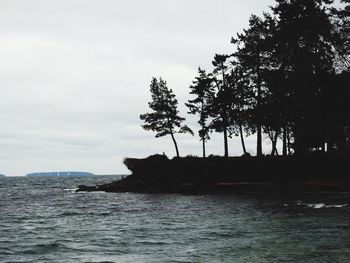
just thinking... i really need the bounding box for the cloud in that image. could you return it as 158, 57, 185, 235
0, 0, 276, 175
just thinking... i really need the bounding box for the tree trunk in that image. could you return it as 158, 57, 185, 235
256, 55, 262, 157
170, 130, 180, 158
294, 71, 309, 156
287, 130, 292, 155
223, 125, 229, 158
239, 123, 247, 155
257, 125, 262, 156
221, 65, 229, 158
282, 126, 287, 156
295, 120, 307, 155
271, 131, 279, 155
201, 102, 206, 158
202, 139, 206, 158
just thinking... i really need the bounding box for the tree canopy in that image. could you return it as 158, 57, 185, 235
142, 0, 350, 158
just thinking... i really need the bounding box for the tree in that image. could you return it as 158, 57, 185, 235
262, 68, 291, 155
226, 64, 252, 155
210, 54, 232, 157
232, 14, 275, 157
140, 77, 193, 157
271, 0, 335, 154
186, 68, 214, 157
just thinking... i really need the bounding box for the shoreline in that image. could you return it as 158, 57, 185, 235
76, 154, 350, 194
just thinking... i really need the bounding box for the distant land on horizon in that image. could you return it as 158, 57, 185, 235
26, 171, 95, 177
0, 174, 6, 177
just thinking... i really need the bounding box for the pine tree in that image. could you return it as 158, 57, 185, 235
186, 68, 214, 158
226, 64, 253, 155
210, 54, 232, 158
271, 0, 335, 154
232, 14, 275, 157
140, 77, 193, 157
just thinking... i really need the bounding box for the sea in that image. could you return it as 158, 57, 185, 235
1, 175, 350, 263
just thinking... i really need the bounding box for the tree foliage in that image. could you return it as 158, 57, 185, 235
186, 68, 214, 157
232, 14, 276, 156
209, 54, 233, 157
140, 77, 193, 157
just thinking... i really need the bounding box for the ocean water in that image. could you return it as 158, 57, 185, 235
1, 176, 350, 263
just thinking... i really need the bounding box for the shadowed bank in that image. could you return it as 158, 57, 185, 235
77, 153, 350, 193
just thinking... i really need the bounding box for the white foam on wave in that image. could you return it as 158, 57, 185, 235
293, 201, 349, 209
325, 204, 348, 208
307, 203, 325, 209
74, 190, 107, 194
64, 188, 78, 192
306, 203, 348, 209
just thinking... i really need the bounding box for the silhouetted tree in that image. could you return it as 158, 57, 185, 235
173, 0, 350, 158
322, 71, 350, 151
140, 77, 193, 157
271, 0, 335, 154
262, 69, 290, 155
210, 54, 232, 157
226, 65, 253, 155
232, 14, 275, 157
186, 68, 214, 157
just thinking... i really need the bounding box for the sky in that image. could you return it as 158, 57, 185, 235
0, 0, 280, 176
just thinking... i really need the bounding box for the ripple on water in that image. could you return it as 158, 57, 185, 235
22, 241, 73, 255
1, 176, 350, 263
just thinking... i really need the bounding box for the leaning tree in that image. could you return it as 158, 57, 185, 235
140, 77, 193, 157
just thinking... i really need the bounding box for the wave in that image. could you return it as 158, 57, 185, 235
306, 203, 348, 209
22, 241, 73, 255
63, 188, 78, 192
289, 201, 349, 209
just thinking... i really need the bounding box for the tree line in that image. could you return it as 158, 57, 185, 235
141, 0, 350, 158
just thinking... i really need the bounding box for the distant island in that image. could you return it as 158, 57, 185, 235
0, 174, 6, 177
26, 171, 95, 177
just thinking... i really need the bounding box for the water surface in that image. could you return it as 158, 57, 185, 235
1, 176, 349, 262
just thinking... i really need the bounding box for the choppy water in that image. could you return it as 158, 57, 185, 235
1, 176, 350, 262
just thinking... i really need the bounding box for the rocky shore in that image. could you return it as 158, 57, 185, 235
76, 154, 350, 193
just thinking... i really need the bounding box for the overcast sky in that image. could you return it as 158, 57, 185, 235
0, 0, 280, 176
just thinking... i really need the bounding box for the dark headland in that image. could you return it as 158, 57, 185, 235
77, 154, 350, 193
